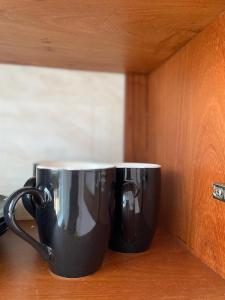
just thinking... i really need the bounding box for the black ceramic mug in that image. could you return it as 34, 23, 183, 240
4, 162, 115, 278
22, 162, 48, 218
109, 163, 161, 253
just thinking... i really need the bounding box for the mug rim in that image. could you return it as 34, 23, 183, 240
115, 162, 161, 169
36, 161, 115, 171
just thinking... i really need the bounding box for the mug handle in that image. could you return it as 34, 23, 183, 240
22, 177, 37, 218
121, 181, 139, 243
4, 187, 54, 262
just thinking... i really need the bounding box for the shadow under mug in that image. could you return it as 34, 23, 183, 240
4, 161, 115, 278
109, 163, 161, 253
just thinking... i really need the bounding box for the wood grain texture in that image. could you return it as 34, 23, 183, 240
0, 1, 225, 72
145, 12, 225, 278
1, 222, 225, 299
124, 74, 149, 161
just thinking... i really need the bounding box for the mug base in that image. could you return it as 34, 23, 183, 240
49, 265, 99, 278
109, 243, 151, 253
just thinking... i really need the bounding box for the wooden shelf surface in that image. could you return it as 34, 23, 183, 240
1, 1, 225, 72
0, 221, 225, 299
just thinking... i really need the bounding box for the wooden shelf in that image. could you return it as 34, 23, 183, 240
0, 1, 225, 72
1, 221, 225, 299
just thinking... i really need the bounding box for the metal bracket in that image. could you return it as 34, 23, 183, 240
212, 183, 225, 202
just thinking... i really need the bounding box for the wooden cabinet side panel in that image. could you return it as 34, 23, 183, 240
147, 13, 225, 277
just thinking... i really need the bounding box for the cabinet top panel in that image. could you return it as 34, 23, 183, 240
0, 0, 225, 73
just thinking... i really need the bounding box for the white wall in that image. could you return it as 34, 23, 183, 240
0, 65, 124, 218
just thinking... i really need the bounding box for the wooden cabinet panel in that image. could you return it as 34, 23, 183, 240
125, 13, 225, 278
1, 222, 225, 299
125, 74, 149, 161
0, 1, 225, 72
148, 13, 225, 278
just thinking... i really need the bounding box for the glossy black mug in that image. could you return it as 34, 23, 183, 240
4, 162, 115, 278
22, 162, 47, 218
109, 163, 161, 253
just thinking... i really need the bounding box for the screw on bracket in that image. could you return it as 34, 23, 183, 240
212, 183, 225, 202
